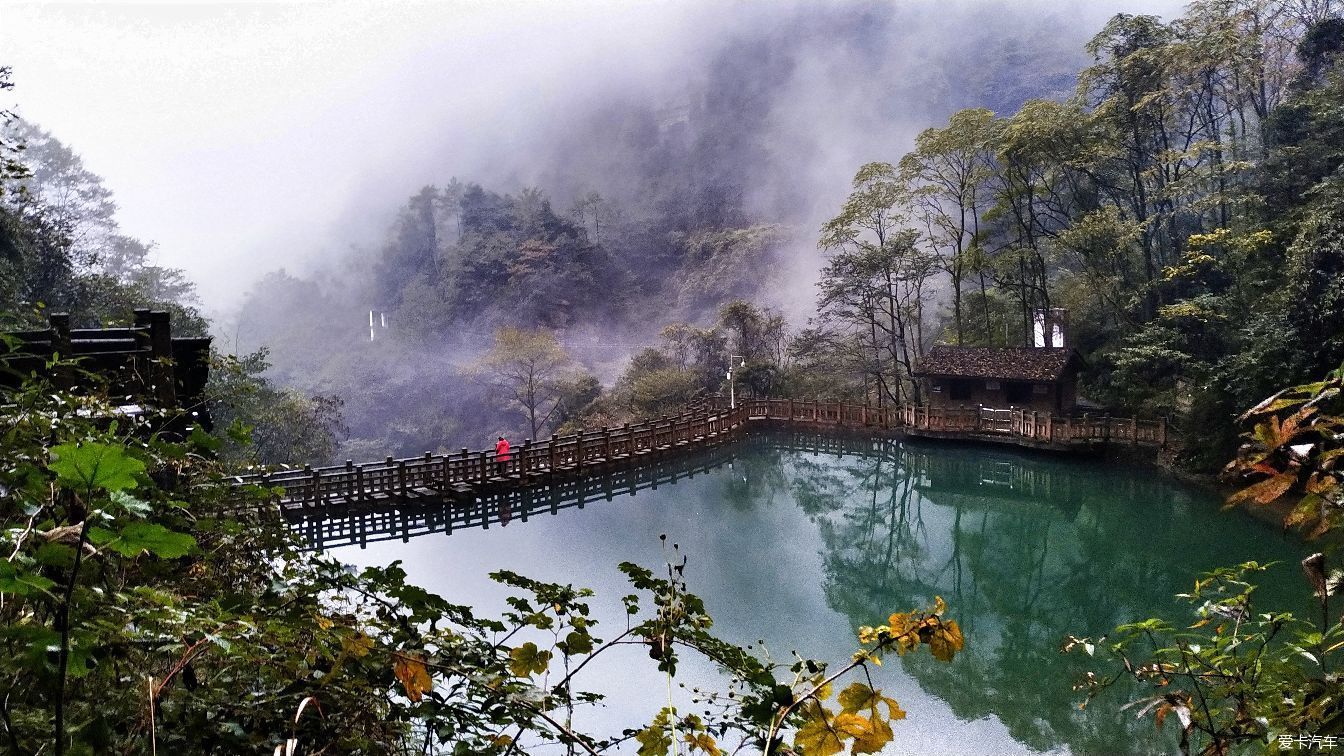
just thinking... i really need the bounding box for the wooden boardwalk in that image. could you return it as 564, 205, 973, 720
290, 432, 908, 550
236, 399, 1164, 518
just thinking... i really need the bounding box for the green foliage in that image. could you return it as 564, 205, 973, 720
1073, 366, 1344, 752
48, 442, 145, 493
1, 354, 977, 754
0, 117, 204, 330
1066, 562, 1325, 754
207, 348, 347, 467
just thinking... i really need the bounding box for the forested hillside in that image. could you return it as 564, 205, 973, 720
223, 1, 1344, 473
6, 3, 1344, 753
221, 2, 1106, 462
7, 2, 1344, 474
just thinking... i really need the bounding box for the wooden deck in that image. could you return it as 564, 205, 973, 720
291, 432, 912, 550
235, 399, 1164, 517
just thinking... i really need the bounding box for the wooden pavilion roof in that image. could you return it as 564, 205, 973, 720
915, 346, 1082, 382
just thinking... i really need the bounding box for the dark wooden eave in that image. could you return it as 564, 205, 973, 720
915, 346, 1083, 382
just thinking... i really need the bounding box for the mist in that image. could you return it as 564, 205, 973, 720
5, 0, 1187, 318
5, 0, 1200, 458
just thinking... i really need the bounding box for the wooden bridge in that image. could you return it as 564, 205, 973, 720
290, 432, 890, 550
238, 399, 1165, 521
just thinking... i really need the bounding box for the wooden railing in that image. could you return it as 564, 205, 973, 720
239, 399, 1165, 511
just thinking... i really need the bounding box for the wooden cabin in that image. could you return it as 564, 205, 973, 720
916, 345, 1084, 415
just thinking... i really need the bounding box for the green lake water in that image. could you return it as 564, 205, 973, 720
325, 434, 1312, 755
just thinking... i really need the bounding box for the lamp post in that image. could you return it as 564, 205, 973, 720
727, 355, 746, 409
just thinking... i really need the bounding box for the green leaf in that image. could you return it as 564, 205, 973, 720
94, 522, 195, 559
635, 722, 672, 756
225, 419, 253, 446
561, 630, 594, 656
108, 490, 152, 518
188, 424, 221, 452
0, 561, 57, 596
49, 442, 144, 493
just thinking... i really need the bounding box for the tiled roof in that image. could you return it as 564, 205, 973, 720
915, 346, 1081, 382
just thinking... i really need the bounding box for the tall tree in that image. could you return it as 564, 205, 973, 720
899, 108, 999, 345
820, 163, 937, 405
476, 326, 574, 439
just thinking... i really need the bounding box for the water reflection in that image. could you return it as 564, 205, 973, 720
289, 432, 881, 550
794, 442, 1310, 754
311, 434, 1310, 754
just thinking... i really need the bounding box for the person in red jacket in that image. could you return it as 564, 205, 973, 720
495, 436, 511, 476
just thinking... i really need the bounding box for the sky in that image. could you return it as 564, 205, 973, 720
2, 0, 1189, 318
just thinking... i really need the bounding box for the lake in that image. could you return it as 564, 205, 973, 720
319, 433, 1311, 754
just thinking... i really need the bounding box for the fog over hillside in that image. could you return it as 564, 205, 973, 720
5, 0, 1186, 316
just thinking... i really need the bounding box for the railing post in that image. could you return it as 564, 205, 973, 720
522, 440, 532, 474
354, 466, 364, 503
305, 465, 317, 510
480, 451, 490, 483
788, 398, 795, 422
575, 432, 584, 472
398, 460, 408, 498
602, 427, 611, 460
345, 460, 354, 500
548, 437, 557, 470
1131, 417, 1139, 446
623, 423, 632, 453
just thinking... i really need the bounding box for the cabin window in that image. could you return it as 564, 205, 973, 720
984, 380, 1000, 391
931, 382, 943, 393
1033, 383, 1049, 395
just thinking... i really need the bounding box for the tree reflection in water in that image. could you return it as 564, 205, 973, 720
302, 433, 1311, 753
777, 440, 1311, 754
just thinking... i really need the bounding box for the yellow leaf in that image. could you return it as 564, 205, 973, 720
683, 731, 721, 755
315, 614, 334, 630
851, 711, 893, 754
1227, 471, 1296, 506
927, 619, 965, 662
886, 613, 914, 635
392, 654, 432, 702
341, 632, 373, 658
838, 682, 878, 714
832, 712, 870, 740
933, 596, 947, 616
810, 674, 833, 701
795, 713, 845, 756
